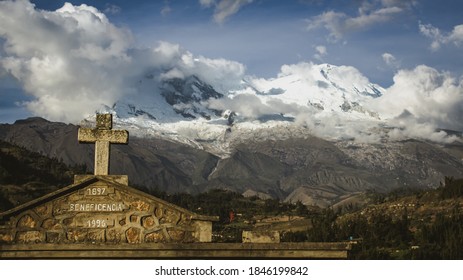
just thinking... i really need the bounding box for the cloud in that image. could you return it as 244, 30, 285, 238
306, 1, 408, 41
369, 65, 463, 133
152, 41, 245, 92
161, 0, 172, 16
104, 4, 121, 15
419, 22, 463, 51
207, 61, 462, 143
205, 87, 314, 120
314, 45, 327, 61
306, 11, 344, 41
207, 94, 274, 119
315, 45, 327, 55
199, 0, 253, 24
382, 52, 400, 68
0, 1, 132, 122
0, 0, 245, 122
199, 0, 215, 8
205, 61, 387, 142
1, 1, 459, 145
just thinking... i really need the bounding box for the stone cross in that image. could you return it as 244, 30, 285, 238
78, 114, 129, 175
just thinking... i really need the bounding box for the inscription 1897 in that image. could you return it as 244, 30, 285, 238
84, 186, 113, 196
87, 187, 105, 195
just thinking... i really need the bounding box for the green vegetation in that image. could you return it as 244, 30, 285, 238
0, 140, 87, 211
439, 176, 463, 199
412, 207, 463, 259
286, 178, 463, 259
2, 140, 463, 259
150, 189, 314, 242
0, 140, 87, 186
152, 178, 463, 259
304, 208, 412, 259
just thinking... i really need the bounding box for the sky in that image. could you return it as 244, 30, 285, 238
0, 0, 462, 124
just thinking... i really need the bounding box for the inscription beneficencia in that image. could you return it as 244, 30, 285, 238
69, 202, 125, 212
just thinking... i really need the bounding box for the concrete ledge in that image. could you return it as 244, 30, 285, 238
0, 242, 353, 259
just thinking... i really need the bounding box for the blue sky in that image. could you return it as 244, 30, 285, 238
30, 0, 460, 84
1, 0, 463, 123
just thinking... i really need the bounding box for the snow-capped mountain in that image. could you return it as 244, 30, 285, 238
114, 74, 223, 122
4, 62, 463, 206
96, 62, 388, 156
237, 63, 383, 117
114, 63, 384, 122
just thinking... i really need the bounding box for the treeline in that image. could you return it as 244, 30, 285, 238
0, 140, 88, 211
413, 208, 463, 259
148, 188, 310, 222
148, 188, 312, 242
0, 140, 87, 186
298, 208, 412, 259
282, 178, 463, 259
293, 206, 463, 259
439, 176, 463, 199
151, 179, 463, 258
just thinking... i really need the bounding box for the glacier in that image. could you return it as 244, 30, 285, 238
84, 62, 457, 157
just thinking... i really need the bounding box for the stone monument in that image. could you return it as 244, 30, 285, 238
0, 113, 354, 258
78, 114, 128, 176
0, 114, 218, 246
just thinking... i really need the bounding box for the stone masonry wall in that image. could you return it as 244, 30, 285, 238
0, 180, 211, 244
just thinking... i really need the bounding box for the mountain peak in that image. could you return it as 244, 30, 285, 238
14, 117, 50, 125
95, 62, 394, 154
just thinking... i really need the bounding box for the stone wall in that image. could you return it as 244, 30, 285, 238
242, 231, 280, 243
0, 179, 212, 244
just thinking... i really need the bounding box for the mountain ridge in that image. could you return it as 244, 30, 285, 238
2, 63, 462, 207
1, 117, 463, 207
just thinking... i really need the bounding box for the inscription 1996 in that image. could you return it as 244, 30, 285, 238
86, 219, 108, 228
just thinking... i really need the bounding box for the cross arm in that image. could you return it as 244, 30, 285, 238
78, 127, 129, 144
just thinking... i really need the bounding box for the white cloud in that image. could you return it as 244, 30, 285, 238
419, 22, 463, 51
382, 52, 400, 68
161, 0, 172, 16
449, 25, 463, 42
382, 52, 394, 65
206, 93, 312, 120
178, 51, 246, 93
306, 11, 344, 41
315, 45, 327, 55
208, 61, 463, 143
0, 0, 246, 122
104, 4, 121, 15
306, 1, 406, 41
1, 1, 459, 145
199, 0, 215, 8
314, 45, 327, 61
207, 94, 274, 119
380, 0, 416, 8
369, 65, 463, 133
199, 0, 253, 24
153, 41, 245, 91
0, 1, 132, 122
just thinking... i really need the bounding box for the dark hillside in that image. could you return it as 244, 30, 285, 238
0, 140, 86, 211
2, 117, 463, 209
302, 179, 463, 259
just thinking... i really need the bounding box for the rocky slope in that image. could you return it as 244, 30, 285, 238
1, 117, 462, 207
